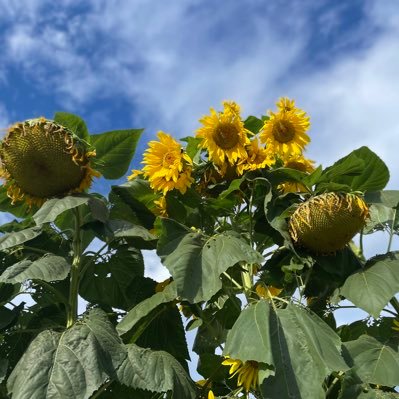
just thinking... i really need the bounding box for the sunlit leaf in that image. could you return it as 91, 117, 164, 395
116, 344, 196, 398
7, 309, 126, 399
53, 112, 89, 141
90, 129, 143, 179
339, 252, 399, 318
224, 301, 348, 399
157, 219, 263, 303
34, 196, 90, 225
344, 335, 399, 386
0, 227, 42, 251
0, 255, 70, 284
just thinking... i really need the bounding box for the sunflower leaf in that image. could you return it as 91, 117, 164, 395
339, 252, 399, 318
317, 147, 389, 193
116, 344, 196, 398
90, 129, 143, 179
53, 112, 90, 142
7, 308, 126, 399
224, 301, 348, 399
33, 195, 90, 225
344, 335, 399, 386
0, 227, 42, 251
157, 219, 263, 303
0, 254, 70, 284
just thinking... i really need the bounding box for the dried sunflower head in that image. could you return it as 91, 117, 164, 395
0, 117, 100, 207
288, 192, 369, 253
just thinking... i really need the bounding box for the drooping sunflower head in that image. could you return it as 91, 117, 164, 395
236, 137, 274, 175
260, 100, 310, 159
0, 118, 100, 207
222, 356, 259, 392
288, 192, 369, 253
131, 131, 193, 195
196, 101, 249, 166
280, 155, 315, 193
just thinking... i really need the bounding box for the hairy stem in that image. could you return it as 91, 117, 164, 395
67, 207, 83, 328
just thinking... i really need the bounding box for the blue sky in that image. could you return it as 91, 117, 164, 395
1, 0, 398, 320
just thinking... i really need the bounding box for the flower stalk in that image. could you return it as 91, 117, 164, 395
67, 207, 83, 328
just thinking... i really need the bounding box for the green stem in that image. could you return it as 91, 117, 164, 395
387, 208, 397, 252
359, 229, 364, 258
67, 207, 83, 328
90, 379, 113, 399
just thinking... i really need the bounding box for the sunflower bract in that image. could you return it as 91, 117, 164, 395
288, 192, 369, 253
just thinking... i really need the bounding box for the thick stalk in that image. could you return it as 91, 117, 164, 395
67, 207, 83, 328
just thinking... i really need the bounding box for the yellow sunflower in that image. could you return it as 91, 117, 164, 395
392, 319, 399, 332
236, 137, 274, 175
222, 356, 259, 392
0, 118, 100, 207
280, 155, 315, 193
196, 101, 249, 166
276, 97, 297, 112
153, 195, 168, 216
130, 131, 193, 195
260, 100, 310, 159
255, 283, 283, 299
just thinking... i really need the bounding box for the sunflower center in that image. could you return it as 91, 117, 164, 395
285, 160, 306, 171
1, 120, 88, 198
213, 122, 240, 149
162, 152, 177, 167
272, 120, 295, 143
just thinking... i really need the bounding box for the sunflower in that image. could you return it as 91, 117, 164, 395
393, 319, 399, 332
222, 356, 259, 392
280, 155, 315, 193
236, 137, 274, 175
276, 97, 297, 112
130, 131, 193, 195
255, 283, 283, 299
196, 101, 249, 166
260, 99, 310, 159
153, 195, 168, 216
289, 192, 369, 253
0, 118, 100, 207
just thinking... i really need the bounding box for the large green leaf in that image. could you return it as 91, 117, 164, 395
338, 370, 399, 399
135, 305, 190, 367
157, 219, 263, 303
0, 227, 42, 251
53, 112, 89, 141
109, 180, 157, 229
344, 335, 399, 386
365, 191, 399, 208
116, 344, 196, 399
224, 301, 348, 399
339, 252, 399, 318
33, 196, 90, 225
0, 254, 70, 284
317, 147, 389, 192
90, 129, 143, 179
7, 309, 126, 399
117, 282, 177, 335
80, 247, 148, 310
